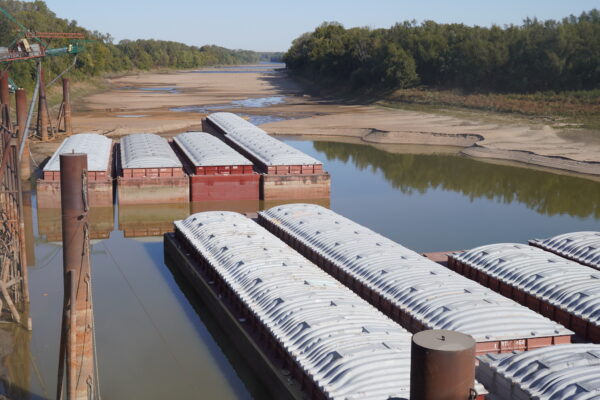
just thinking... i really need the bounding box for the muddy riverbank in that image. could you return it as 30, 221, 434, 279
29, 63, 600, 176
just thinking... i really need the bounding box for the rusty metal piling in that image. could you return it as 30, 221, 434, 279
15, 89, 30, 180
37, 69, 48, 141
59, 78, 72, 136
410, 329, 476, 400
0, 71, 11, 128
57, 153, 97, 400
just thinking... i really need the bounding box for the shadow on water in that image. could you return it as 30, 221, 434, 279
159, 248, 271, 399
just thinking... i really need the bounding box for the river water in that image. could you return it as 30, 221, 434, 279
9, 137, 600, 399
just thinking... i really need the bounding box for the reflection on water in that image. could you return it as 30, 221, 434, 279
313, 141, 600, 219
118, 203, 188, 238
278, 138, 600, 252
26, 198, 258, 399
0, 325, 30, 400
170, 96, 286, 114
38, 206, 114, 242
238, 114, 286, 126
119, 86, 180, 94
18, 135, 600, 398
187, 64, 284, 74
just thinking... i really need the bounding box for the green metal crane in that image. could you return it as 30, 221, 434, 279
0, 5, 87, 65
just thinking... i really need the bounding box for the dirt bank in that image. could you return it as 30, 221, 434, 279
30, 65, 600, 176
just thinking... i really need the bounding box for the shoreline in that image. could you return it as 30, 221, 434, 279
270, 128, 600, 178
30, 66, 600, 178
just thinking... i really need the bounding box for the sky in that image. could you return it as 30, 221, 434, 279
44, 1, 599, 52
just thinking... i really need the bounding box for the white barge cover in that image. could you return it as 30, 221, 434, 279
227, 127, 322, 166
531, 231, 600, 270
451, 243, 600, 328
173, 132, 252, 167
477, 343, 600, 399
206, 112, 257, 134
175, 211, 412, 399
207, 112, 322, 166
120, 133, 182, 169
44, 133, 112, 172
258, 203, 572, 343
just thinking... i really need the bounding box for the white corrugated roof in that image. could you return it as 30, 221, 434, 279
206, 112, 256, 134
120, 133, 182, 169
452, 243, 600, 326
207, 112, 322, 166
43, 133, 112, 172
228, 127, 322, 166
531, 231, 600, 270
477, 344, 600, 400
258, 203, 572, 343
175, 211, 413, 400
173, 132, 252, 167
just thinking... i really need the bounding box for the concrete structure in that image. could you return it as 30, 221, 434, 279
259, 203, 573, 355
173, 132, 259, 201
449, 243, 600, 343
204, 113, 330, 200
117, 133, 188, 205
477, 344, 600, 399
37, 133, 113, 208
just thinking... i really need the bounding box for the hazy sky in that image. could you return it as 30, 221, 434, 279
44, 1, 598, 51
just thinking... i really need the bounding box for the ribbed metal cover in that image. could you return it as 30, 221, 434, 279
206, 112, 256, 134
259, 204, 572, 342
452, 243, 600, 326
227, 127, 322, 166
175, 211, 412, 399
174, 132, 252, 167
477, 344, 600, 399
43, 133, 112, 172
120, 133, 182, 169
531, 231, 600, 270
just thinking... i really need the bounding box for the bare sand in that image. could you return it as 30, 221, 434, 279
31, 65, 600, 175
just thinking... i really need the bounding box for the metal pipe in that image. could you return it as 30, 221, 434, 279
37, 69, 48, 141
62, 78, 72, 136
19, 61, 40, 159
58, 153, 96, 400
0, 71, 10, 129
0, 70, 9, 106
15, 89, 30, 180
410, 329, 476, 400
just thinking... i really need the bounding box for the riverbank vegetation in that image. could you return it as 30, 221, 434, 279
284, 10, 600, 126
0, 0, 277, 91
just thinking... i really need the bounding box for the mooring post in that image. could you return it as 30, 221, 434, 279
15, 89, 30, 180
0, 71, 10, 128
37, 69, 48, 141
57, 153, 97, 400
61, 78, 72, 136
410, 329, 476, 400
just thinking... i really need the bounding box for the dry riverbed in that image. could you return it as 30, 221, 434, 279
30, 65, 600, 176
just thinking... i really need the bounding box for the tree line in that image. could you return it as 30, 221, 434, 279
284, 10, 600, 93
0, 0, 277, 90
